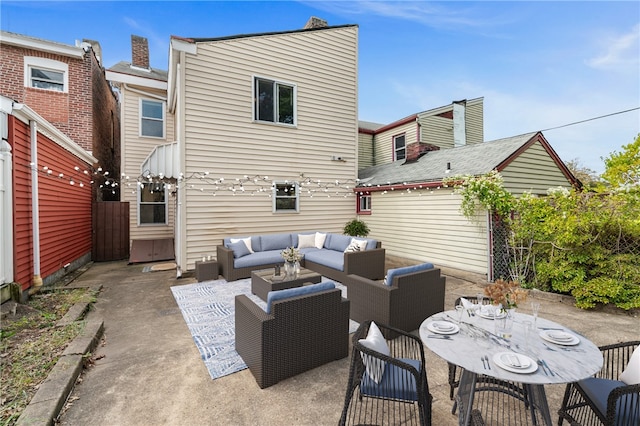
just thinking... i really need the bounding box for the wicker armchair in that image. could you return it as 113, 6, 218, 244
558, 340, 640, 426
339, 321, 432, 426
344, 266, 445, 338
235, 286, 349, 389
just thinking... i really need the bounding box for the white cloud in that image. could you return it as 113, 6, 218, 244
587, 23, 640, 71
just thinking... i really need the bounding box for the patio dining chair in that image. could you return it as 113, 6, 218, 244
339, 320, 432, 426
558, 340, 640, 426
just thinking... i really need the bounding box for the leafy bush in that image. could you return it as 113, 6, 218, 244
343, 219, 370, 237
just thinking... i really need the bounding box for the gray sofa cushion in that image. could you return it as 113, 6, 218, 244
234, 250, 283, 268
260, 233, 293, 252
385, 262, 434, 286
228, 241, 251, 258
305, 249, 344, 271
224, 236, 260, 252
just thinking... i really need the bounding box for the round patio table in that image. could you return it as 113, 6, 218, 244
420, 310, 603, 426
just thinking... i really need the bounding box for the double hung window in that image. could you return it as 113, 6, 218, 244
273, 182, 299, 213
393, 134, 406, 161
138, 182, 167, 225
357, 192, 372, 214
140, 99, 165, 138
254, 77, 295, 125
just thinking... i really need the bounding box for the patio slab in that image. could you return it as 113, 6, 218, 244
54, 257, 638, 426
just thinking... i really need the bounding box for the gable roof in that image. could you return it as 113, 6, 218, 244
358, 131, 578, 190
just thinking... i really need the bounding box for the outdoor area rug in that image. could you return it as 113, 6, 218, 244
170, 277, 356, 380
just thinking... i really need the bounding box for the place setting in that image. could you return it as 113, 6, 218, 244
426, 320, 460, 338
539, 329, 580, 346
491, 351, 539, 374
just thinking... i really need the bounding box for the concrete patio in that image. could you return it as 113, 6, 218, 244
55, 257, 638, 425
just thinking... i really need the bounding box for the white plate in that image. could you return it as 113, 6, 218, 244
539, 329, 580, 346
426, 321, 460, 335
492, 352, 538, 374
476, 307, 506, 320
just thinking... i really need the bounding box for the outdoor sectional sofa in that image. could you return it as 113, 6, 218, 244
343, 262, 446, 337
217, 231, 385, 283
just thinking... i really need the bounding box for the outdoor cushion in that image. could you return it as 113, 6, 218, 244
260, 233, 293, 252
360, 357, 421, 401
385, 262, 435, 286
228, 241, 251, 258
230, 237, 254, 253
345, 238, 368, 253
225, 236, 260, 252
358, 321, 390, 383
315, 232, 327, 249
266, 281, 336, 314
297, 233, 316, 249
620, 345, 640, 385
326, 233, 352, 252
304, 249, 344, 271
234, 250, 283, 268
365, 238, 378, 250
578, 377, 638, 424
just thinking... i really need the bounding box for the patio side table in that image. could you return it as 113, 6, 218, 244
196, 260, 218, 282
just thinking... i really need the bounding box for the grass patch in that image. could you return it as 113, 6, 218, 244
0, 288, 96, 425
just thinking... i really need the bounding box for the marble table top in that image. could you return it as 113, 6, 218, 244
420, 309, 603, 384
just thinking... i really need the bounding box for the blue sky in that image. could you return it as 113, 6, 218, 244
2, 1, 638, 174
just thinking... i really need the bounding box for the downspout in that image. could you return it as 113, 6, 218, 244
29, 120, 43, 294
174, 60, 183, 278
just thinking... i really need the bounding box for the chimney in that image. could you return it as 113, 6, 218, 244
131, 35, 150, 69
404, 142, 440, 163
453, 100, 467, 147
304, 16, 328, 29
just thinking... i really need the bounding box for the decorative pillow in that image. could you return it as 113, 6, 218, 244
345, 238, 368, 253
297, 233, 316, 249
230, 237, 254, 253
315, 232, 327, 249
358, 321, 390, 384
620, 345, 640, 385
228, 241, 251, 258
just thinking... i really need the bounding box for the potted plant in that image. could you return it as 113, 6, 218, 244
343, 219, 370, 237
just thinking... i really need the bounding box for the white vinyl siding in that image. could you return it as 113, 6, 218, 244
358, 132, 374, 170
374, 121, 417, 166
360, 188, 488, 274
179, 26, 359, 269
464, 99, 484, 146
120, 87, 176, 241
502, 141, 573, 195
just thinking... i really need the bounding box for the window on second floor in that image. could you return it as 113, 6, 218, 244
394, 134, 406, 161
24, 57, 68, 92
254, 77, 296, 125
140, 99, 165, 138
138, 182, 167, 225
273, 182, 299, 213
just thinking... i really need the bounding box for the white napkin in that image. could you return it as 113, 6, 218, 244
480, 305, 495, 316
460, 297, 474, 309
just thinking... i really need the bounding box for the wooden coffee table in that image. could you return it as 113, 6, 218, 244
251, 267, 322, 301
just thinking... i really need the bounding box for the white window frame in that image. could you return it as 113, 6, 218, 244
253, 76, 297, 126
272, 182, 299, 213
24, 57, 68, 93
137, 182, 168, 225
139, 98, 166, 139
393, 133, 406, 161
358, 193, 372, 213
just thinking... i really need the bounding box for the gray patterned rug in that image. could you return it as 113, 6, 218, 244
170, 277, 356, 380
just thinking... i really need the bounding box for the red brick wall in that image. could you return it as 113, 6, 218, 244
0, 44, 92, 151
9, 115, 93, 291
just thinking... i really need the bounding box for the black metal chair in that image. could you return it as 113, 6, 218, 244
339, 320, 432, 426
448, 295, 494, 412
558, 340, 640, 426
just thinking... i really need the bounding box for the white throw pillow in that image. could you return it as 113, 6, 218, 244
297, 233, 316, 249
345, 238, 368, 253
358, 321, 390, 384
620, 345, 640, 385
230, 237, 253, 253
315, 232, 327, 249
